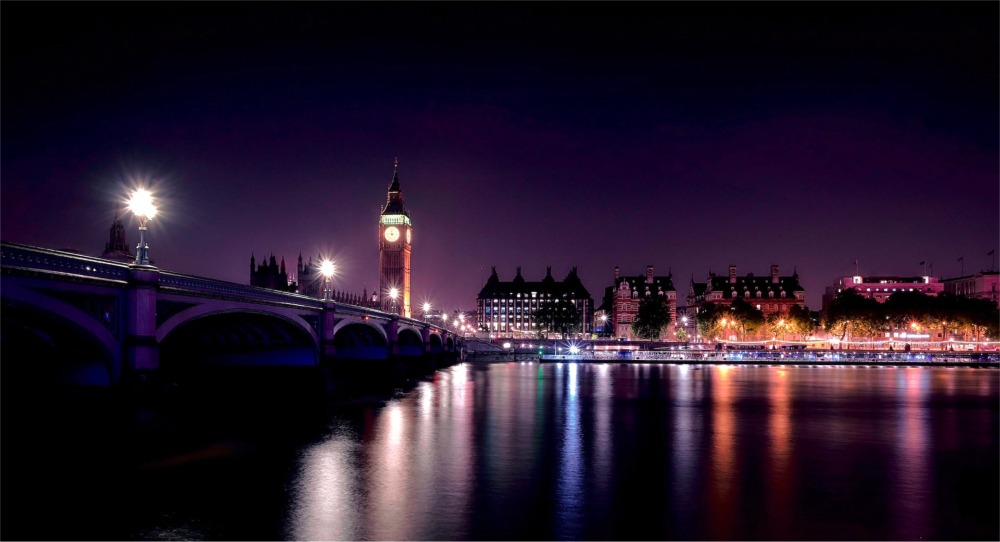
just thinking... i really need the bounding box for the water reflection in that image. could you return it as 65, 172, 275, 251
707, 365, 738, 539
893, 367, 930, 539
288, 363, 998, 541
556, 363, 583, 539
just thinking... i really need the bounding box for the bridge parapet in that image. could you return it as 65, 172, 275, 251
2, 242, 129, 283
159, 271, 324, 309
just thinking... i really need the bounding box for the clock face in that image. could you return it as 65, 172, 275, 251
405, 228, 411, 244
384, 226, 400, 242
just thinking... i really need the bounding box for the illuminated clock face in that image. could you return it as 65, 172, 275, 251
405, 228, 411, 244
384, 226, 400, 242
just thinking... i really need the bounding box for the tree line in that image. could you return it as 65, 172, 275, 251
823, 289, 999, 343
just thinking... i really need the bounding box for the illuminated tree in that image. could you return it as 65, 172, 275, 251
631, 295, 672, 341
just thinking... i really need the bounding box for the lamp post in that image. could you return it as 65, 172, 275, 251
423, 302, 431, 321
319, 259, 335, 300
127, 188, 157, 265
389, 287, 399, 315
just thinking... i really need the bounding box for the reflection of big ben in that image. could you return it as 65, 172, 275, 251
379, 159, 411, 317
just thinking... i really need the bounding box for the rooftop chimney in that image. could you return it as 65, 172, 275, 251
646, 265, 654, 283
729, 265, 737, 283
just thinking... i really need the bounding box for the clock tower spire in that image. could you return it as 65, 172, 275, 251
379, 158, 412, 317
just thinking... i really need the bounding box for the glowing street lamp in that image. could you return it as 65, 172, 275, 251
319, 259, 335, 300
422, 302, 431, 321
388, 287, 399, 314
127, 188, 157, 265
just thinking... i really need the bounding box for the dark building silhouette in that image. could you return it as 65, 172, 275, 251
100, 205, 134, 262
250, 252, 379, 308
250, 253, 293, 291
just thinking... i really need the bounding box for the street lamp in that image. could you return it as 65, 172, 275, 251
423, 302, 431, 321
389, 287, 399, 314
127, 188, 157, 265
319, 259, 335, 300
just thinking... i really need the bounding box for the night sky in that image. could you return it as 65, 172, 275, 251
2, 2, 997, 313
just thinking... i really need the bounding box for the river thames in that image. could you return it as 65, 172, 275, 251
4, 361, 998, 540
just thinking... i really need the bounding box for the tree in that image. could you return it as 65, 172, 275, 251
631, 295, 672, 341
729, 298, 765, 341
824, 288, 881, 343
696, 302, 724, 340
785, 304, 814, 340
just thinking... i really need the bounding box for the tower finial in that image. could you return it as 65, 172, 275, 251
394, 156, 399, 173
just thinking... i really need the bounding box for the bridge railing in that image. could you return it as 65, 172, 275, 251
2, 242, 454, 335
1, 241, 130, 282
159, 271, 326, 309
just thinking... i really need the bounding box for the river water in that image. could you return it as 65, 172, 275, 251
3, 362, 998, 540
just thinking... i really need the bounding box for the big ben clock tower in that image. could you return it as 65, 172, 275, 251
379, 158, 412, 317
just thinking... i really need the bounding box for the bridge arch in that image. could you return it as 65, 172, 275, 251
157, 302, 319, 346
0, 282, 119, 386
397, 327, 424, 356
158, 305, 320, 368
333, 318, 389, 360
428, 332, 444, 353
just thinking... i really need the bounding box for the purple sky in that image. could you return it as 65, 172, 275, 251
3, 3, 997, 312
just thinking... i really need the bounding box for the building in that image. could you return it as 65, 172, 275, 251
689, 264, 806, 316
379, 159, 412, 317
477, 266, 594, 339
250, 253, 292, 291
100, 205, 134, 263
605, 265, 677, 341
821, 274, 943, 313
941, 271, 999, 307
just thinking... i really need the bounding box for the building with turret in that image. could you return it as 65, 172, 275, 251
689, 264, 806, 316
100, 205, 134, 263
602, 265, 677, 341
250, 253, 292, 291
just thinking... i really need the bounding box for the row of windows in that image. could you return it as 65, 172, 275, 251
482, 298, 578, 304
837, 287, 924, 294
731, 290, 787, 298
483, 304, 584, 314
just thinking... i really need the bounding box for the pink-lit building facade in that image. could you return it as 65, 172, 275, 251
821, 274, 943, 313
941, 271, 999, 307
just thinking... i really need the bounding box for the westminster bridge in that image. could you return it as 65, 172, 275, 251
1, 242, 461, 387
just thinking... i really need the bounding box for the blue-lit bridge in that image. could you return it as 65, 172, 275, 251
1, 242, 461, 387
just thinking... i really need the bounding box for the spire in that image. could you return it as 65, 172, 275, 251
381, 157, 408, 216
388, 157, 402, 193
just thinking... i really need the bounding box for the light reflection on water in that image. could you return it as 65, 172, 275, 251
287, 363, 997, 541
